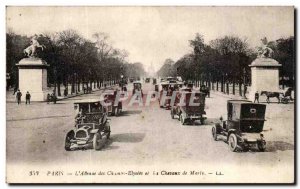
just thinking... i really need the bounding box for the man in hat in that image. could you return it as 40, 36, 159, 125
25, 91, 31, 105
16, 89, 22, 105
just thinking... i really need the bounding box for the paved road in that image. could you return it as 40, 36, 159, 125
6, 83, 294, 183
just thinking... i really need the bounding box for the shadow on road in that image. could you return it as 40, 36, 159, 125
110, 133, 145, 143
266, 141, 294, 152
120, 110, 142, 116
7, 115, 71, 122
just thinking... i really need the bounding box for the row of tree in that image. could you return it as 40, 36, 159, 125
157, 34, 295, 90
6, 30, 146, 95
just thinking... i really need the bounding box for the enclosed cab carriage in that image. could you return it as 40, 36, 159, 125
171, 90, 206, 125
212, 100, 267, 152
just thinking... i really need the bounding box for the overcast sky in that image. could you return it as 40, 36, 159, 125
6, 6, 294, 72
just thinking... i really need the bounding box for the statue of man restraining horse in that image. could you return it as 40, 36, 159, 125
24, 35, 46, 58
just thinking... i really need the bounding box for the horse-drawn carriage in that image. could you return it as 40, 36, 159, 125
171, 90, 206, 125
65, 99, 111, 151
261, 87, 294, 104
212, 100, 267, 152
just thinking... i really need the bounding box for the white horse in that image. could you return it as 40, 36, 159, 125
23, 36, 45, 57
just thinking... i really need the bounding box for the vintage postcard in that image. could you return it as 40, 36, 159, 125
6, 6, 295, 183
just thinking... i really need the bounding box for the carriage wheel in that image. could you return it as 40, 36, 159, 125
228, 133, 238, 152
212, 126, 218, 141
93, 133, 102, 151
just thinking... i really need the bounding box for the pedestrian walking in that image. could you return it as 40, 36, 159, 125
47, 93, 51, 104
16, 89, 22, 105
25, 91, 31, 104
64, 88, 68, 97
244, 85, 248, 99
254, 91, 259, 103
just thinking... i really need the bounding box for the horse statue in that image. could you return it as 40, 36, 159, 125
257, 37, 274, 58
23, 35, 46, 58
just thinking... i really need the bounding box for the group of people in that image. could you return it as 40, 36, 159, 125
15, 89, 31, 105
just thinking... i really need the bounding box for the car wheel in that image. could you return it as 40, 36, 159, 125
93, 133, 102, 151
65, 131, 74, 151
200, 117, 205, 125
171, 110, 175, 119
114, 107, 119, 116
228, 133, 238, 152
180, 114, 185, 125
257, 141, 266, 152
212, 126, 218, 141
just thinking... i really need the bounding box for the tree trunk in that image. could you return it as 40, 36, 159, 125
57, 82, 61, 96
71, 75, 75, 94
226, 82, 229, 94
239, 82, 242, 96
232, 81, 235, 95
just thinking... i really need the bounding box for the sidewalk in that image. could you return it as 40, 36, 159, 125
6, 85, 118, 103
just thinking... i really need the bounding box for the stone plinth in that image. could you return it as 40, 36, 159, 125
249, 57, 281, 101
16, 58, 49, 101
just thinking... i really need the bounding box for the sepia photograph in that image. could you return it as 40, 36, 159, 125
5, 6, 295, 183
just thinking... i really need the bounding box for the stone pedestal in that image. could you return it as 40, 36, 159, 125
249, 57, 281, 101
16, 58, 49, 101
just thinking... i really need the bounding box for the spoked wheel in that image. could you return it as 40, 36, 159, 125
200, 117, 205, 125
171, 110, 175, 119
106, 124, 111, 139
65, 132, 74, 151
93, 133, 102, 151
180, 114, 185, 125
257, 141, 266, 152
212, 126, 218, 141
228, 133, 238, 152
114, 107, 119, 116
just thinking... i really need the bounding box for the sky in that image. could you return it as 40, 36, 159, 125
6, 6, 294, 72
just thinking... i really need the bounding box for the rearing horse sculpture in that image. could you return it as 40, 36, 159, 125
23, 35, 45, 57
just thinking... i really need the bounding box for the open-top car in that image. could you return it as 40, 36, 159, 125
103, 89, 123, 116
171, 90, 206, 125
65, 98, 111, 151
212, 100, 267, 152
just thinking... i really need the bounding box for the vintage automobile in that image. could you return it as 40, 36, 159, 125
65, 99, 111, 151
211, 100, 267, 152
171, 90, 206, 125
103, 89, 123, 116
152, 78, 157, 85
200, 85, 210, 97
132, 81, 143, 100
158, 81, 184, 108
145, 78, 151, 83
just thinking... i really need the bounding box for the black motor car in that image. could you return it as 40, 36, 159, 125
212, 100, 267, 152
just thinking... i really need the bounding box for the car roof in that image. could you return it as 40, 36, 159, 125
133, 81, 142, 84
74, 98, 104, 104
227, 100, 255, 105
